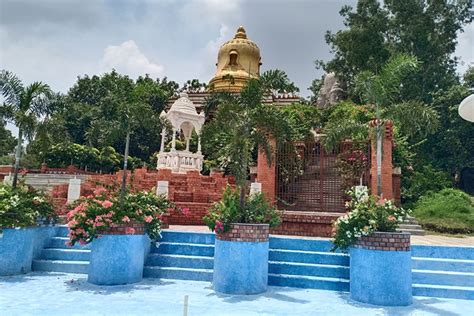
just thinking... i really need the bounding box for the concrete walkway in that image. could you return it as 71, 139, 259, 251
168, 225, 474, 247
1, 272, 472, 315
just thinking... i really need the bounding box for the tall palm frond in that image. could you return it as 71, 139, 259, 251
385, 101, 439, 139
0, 70, 23, 107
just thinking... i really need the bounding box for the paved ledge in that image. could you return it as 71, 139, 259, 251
1, 272, 472, 315
167, 226, 474, 247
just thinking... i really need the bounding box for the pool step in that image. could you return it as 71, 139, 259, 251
269, 249, 349, 266
146, 254, 214, 269
269, 261, 349, 279
40, 248, 91, 261
412, 257, 474, 273
412, 284, 474, 300
143, 266, 213, 282
152, 242, 215, 257
268, 273, 350, 292
32, 259, 89, 274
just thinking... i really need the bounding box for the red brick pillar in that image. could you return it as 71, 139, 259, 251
370, 120, 393, 200
256, 139, 276, 204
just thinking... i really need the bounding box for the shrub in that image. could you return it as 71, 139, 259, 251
402, 164, 451, 205
332, 186, 410, 252
66, 187, 173, 246
414, 188, 474, 234
0, 184, 56, 230
203, 186, 282, 234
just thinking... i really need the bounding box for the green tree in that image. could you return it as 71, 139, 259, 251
203, 78, 291, 208
0, 122, 16, 157
324, 55, 439, 196
0, 70, 53, 188
318, 0, 472, 102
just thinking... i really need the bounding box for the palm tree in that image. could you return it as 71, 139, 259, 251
324, 54, 439, 196
0, 70, 52, 188
204, 76, 291, 208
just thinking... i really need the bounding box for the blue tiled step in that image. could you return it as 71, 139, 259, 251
269, 249, 349, 266
32, 259, 88, 274
146, 254, 214, 269
56, 226, 69, 237
412, 246, 474, 260
413, 284, 474, 300
143, 266, 213, 281
269, 261, 349, 279
160, 231, 215, 245
412, 257, 474, 273
153, 242, 214, 257
270, 237, 336, 253
47, 237, 91, 250
413, 270, 474, 287
41, 248, 91, 261
268, 273, 349, 292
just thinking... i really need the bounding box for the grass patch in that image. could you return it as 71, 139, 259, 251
413, 189, 474, 234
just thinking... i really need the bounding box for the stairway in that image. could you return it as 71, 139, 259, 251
268, 237, 350, 291
398, 216, 425, 236
412, 245, 474, 300
32, 226, 90, 274
31, 229, 473, 300
144, 231, 215, 281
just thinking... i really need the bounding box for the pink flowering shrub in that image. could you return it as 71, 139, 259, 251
66, 187, 173, 246
203, 185, 281, 234
332, 186, 410, 252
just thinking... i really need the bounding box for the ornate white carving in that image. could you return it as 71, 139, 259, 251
157, 93, 205, 173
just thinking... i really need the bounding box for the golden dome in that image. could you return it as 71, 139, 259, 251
208, 26, 262, 93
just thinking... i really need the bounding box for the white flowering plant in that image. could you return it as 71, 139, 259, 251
0, 184, 56, 232
332, 186, 410, 252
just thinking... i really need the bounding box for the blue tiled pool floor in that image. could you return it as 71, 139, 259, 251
1, 272, 472, 315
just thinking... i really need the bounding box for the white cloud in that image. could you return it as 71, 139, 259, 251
99, 40, 164, 79
206, 24, 230, 57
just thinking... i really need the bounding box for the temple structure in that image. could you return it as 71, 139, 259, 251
166, 26, 300, 112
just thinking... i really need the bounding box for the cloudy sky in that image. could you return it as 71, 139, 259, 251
0, 0, 473, 101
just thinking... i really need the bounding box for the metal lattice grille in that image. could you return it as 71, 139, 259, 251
276, 141, 370, 213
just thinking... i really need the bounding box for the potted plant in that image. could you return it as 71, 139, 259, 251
332, 186, 412, 306
67, 187, 172, 285
0, 184, 56, 275
203, 186, 281, 294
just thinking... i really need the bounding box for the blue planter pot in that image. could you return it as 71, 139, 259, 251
0, 228, 35, 276
88, 234, 149, 285
350, 232, 412, 306
213, 223, 269, 295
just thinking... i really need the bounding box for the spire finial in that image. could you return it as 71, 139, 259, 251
234, 26, 247, 39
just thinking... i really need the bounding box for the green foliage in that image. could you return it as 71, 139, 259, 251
332, 186, 410, 252
67, 188, 173, 245
42, 143, 142, 173
49, 71, 178, 161
202, 78, 291, 190
416, 84, 474, 174
319, 0, 471, 102
0, 184, 56, 230
414, 189, 474, 234
0, 122, 15, 156
278, 103, 322, 140
320, 101, 374, 150
402, 165, 452, 206
203, 186, 282, 233
0, 70, 53, 187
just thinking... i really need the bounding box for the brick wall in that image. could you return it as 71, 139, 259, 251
353, 232, 410, 251
256, 139, 276, 203
217, 223, 269, 242
270, 211, 340, 237
51, 168, 234, 225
